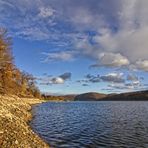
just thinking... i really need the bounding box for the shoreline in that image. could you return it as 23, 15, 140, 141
0, 95, 49, 148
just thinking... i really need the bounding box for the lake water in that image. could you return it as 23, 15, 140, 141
30, 101, 148, 148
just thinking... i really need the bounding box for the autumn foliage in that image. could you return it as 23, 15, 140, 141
0, 28, 41, 98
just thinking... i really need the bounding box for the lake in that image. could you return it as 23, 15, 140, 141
30, 101, 148, 148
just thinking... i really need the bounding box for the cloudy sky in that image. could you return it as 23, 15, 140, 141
0, 0, 148, 94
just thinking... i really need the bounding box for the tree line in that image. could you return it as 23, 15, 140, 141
0, 28, 41, 98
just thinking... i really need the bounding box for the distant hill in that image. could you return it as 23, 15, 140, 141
74, 92, 107, 101
43, 90, 148, 101
42, 94, 76, 101
62, 95, 77, 101
102, 90, 148, 101
74, 90, 148, 101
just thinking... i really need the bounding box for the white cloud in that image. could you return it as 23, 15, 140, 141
77, 72, 125, 85
136, 60, 148, 71
69, 0, 148, 71
59, 72, 72, 80
38, 7, 55, 18
70, 7, 105, 30
108, 83, 134, 91
126, 73, 141, 89
42, 51, 75, 62
100, 72, 125, 83
108, 82, 143, 91
98, 52, 129, 67
94, 27, 148, 64
127, 74, 139, 81
38, 72, 71, 85
1, 0, 148, 72
16, 27, 49, 40
51, 77, 64, 84
107, 72, 145, 91
89, 0, 148, 71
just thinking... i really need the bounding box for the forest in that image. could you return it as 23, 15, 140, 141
0, 28, 41, 98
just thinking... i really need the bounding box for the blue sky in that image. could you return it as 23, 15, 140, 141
0, 0, 148, 94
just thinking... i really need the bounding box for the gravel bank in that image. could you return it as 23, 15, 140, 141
0, 95, 49, 148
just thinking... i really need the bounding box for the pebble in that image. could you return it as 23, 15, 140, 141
0, 131, 4, 134
15, 140, 19, 144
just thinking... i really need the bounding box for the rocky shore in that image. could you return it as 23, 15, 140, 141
0, 95, 49, 148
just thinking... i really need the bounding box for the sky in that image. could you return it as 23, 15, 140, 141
0, 0, 148, 95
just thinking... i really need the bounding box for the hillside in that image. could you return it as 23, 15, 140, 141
74, 92, 107, 101
74, 90, 148, 101
62, 94, 77, 101
42, 94, 76, 101
102, 90, 148, 101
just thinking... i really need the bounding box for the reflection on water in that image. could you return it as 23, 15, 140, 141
30, 101, 148, 148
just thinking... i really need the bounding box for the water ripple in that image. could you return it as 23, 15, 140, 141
30, 101, 148, 148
